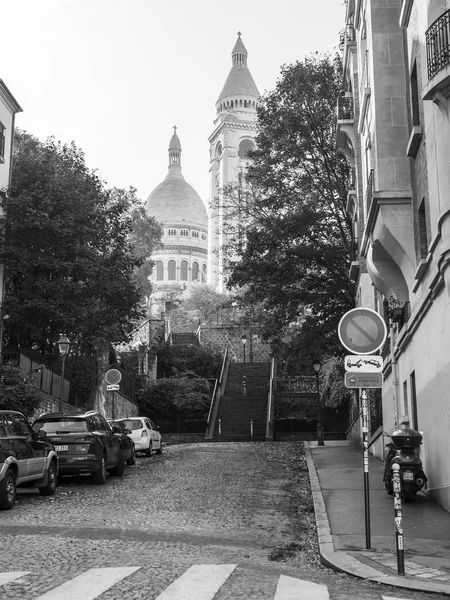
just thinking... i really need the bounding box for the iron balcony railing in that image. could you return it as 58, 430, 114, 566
337, 96, 354, 121
426, 9, 450, 79
0, 131, 5, 159
365, 169, 374, 217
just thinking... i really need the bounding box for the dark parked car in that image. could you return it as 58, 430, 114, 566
32, 410, 124, 484
0, 410, 59, 510
107, 420, 136, 466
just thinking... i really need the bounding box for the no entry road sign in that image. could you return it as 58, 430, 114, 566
338, 308, 387, 355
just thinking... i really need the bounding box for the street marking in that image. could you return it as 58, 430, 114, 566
274, 575, 329, 599
34, 567, 140, 600
0, 572, 30, 586
154, 564, 237, 599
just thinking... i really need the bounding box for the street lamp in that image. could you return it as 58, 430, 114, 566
241, 334, 247, 364
57, 334, 70, 413
313, 360, 324, 446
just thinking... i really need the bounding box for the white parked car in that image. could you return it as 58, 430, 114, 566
114, 417, 162, 456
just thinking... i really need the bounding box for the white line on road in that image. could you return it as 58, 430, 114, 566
154, 564, 237, 599
275, 575, 330, 599
0, 572, 29, 586
34, 567, 140, 600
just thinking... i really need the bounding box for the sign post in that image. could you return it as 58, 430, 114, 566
105, 369, 122, 421
339, 308, 387, 551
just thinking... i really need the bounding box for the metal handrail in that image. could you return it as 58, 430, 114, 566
206, 348, 228, 427
426, 9, 450, 79
266, 358, 276, 440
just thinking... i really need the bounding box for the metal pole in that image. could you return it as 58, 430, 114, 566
112, 391, 115, 420
59, 354, 66, 413
361, 388, 371, 549
392, 463, 405, 575
316, 371, 324, 446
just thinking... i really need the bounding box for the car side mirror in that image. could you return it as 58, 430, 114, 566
111, 425, 120, 434
124, 429, 132, 434
37, 429, 47, 439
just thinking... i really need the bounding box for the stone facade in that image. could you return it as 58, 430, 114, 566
337, 0, 450, 512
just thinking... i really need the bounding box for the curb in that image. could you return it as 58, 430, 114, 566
304, 442, 450, 596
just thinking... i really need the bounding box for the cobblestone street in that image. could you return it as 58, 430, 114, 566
0, 442, 447, 599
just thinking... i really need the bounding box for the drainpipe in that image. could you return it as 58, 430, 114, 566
390, 323, 399, 430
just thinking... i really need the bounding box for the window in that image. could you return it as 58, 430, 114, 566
0, 122, 5, 161
168, 229, 176, 236
180, 260, 188, 281
403, 380, 408, 417
202, 264, 207, 282
410, 371, 418, 430
192, 230, 199, 238
156, 260, 164, 281
168, 260, 176, 280
192, 261, 199, 281
410, 62, 420, 127
201, 232, 207, 240
418, 200, 429, 258
238, 139, 254, 159
7, 413, 32, 437
180, 229, 189, 237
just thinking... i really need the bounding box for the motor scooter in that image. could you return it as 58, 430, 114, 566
383, 427, 427, 502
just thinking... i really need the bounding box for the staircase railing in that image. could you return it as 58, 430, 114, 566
205, 348, 229, 440
266, 358, 277, 441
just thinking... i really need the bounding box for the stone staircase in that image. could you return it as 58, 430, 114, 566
213, 362, 271, 441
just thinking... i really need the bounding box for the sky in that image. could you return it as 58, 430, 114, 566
2, 0, 346, 208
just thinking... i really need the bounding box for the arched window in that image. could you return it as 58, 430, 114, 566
192, 262, 199, 281
180, 260, 188, 281
201, 232, 207, 240
202, 264, 207, 282
168, 260, 176, 280
156, 260, 164, 281
192, 230, 199, 238
180, 229, 189, 237
238, 139, 255, 159
168, 228, 176, 236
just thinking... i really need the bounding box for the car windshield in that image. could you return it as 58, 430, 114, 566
120, 419, 143, 431
33, 419, 89, 434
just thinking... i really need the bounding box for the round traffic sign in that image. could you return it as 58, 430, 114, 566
338, 308, 387, 355
105, 368, 122, 385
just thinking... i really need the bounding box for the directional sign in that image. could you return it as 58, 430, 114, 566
345, 355, 383, 372
345, 372, 383, 388
338, 308, 387, 355
106, 384, 120, 391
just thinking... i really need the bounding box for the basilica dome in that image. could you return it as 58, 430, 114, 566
146, 128, 207, 229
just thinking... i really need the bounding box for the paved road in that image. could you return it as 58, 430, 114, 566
1, 442, 448, 600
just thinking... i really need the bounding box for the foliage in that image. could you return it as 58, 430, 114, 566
0, 131, 161, 403
156, 343, 222, 380
168, 284, 233, 332
0, 363, 43, 417
135, 374, 212, 431
319, 356, 352, 409
214, 54, 355, 365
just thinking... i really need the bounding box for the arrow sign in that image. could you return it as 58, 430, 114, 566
345, 355, 383, 372
345, 372, 383, 388
106, 384, 120, 391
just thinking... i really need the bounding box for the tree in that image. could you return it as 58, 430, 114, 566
168, 284, 233, 332
0, 131, 161, 403
215, 54, 355, 365
0, 363, 43, 417
156, 344, 222, 380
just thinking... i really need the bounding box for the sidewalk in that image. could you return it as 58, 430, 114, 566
306, 440, 450, 596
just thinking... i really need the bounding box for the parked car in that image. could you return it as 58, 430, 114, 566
112, 417, 162, 456
0, 410, 59, 510
107, 420, 136, 466
32, 410, 124, 484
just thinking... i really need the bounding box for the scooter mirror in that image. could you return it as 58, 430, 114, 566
419, 430, 424, 436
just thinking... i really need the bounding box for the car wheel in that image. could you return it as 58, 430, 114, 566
144, 442, 153, 457
155, 440, 163, 455
39, 460, 58, 496
126, 446, 136, 466
0, 467, 17, 510
109, 450, 125, 476
92, 455, 107, 484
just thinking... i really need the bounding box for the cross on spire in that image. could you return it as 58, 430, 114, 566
173, 125, 177, 135
237, 31, 241, 38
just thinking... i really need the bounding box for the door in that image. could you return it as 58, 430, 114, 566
5, 413, 34, 479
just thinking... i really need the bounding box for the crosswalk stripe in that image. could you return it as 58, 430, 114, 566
154, 564, 237, 599
34, 567, 140, 600
0, 572, 30, 586
274, 575, 329, 599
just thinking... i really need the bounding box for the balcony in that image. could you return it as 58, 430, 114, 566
365, 169, 374, 219
335, 96, 355, 158
423, 9, 450, 101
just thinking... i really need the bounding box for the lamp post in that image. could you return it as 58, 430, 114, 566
57, 334, 70, 413
313, 360, 324, 446
241, 334, 247, 364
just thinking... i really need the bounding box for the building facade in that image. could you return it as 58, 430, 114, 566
146, 127, 208, 300
337, 0, 450, 511
208, 33, 260, 291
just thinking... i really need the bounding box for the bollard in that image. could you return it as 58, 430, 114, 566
392, 463, 405, 575
218, 419, 222, 435
361, 388, 371, 549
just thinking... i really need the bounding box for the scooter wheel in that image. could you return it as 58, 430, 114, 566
402, 482, 416, 502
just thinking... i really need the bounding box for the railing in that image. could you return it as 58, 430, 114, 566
365, 169, 374, 217
348, 167, 357, 190
359, 50, 370, 99
340, 24, 356, 46
337, 96, 354, 121
426, 9, 450, 79
265, 358, 277, 441
0, 131, 5, 159
205, 348, 228, 440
